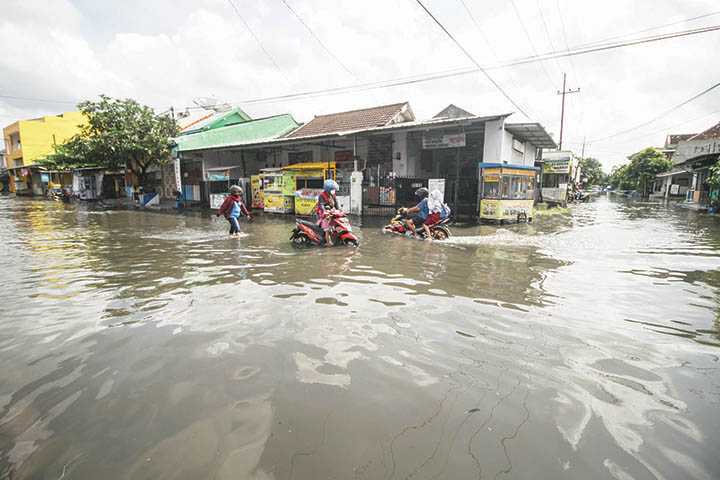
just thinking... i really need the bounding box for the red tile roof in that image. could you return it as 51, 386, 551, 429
284, 102, 411, 139
690, 121, 720, 141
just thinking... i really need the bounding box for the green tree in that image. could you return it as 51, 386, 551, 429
627, 147, 672, 197
708, 159, 720, 189
608, 164, 636, 190
579, 157, 605, 186
44, 95, 177, 187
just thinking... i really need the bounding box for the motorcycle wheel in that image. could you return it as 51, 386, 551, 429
342, 238, 359, 247
291, 232, 310, 247
431, 228, 449, 241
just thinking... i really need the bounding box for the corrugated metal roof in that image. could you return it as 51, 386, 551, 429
184, 113, 510, 151
174, 114, 300, 152
179, 107, 252, 135
505, 123, 557, 149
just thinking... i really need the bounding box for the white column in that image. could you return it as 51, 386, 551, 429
350, 171, 363, 215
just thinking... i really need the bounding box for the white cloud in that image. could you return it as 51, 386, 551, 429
1, 0, 719, 170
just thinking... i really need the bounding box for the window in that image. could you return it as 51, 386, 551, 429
288, 151, 313, 164
482, 175, 501, 199
296, 177, 324, 189
490, 175, 535, 200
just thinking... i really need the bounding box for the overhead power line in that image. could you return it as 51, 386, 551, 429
588, 79, 720, 143
0, 94, 78, 105
413, 0, 531, 118
509, 0, 558, 90
3, 23, 720, 109
457, 0, 530, 108
278, 0, 357, 80
226, 0, 290, 83
579, 9, 720, 49
235, 23, 720, 105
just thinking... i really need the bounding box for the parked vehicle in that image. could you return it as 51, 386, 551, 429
382, 209, 451, 240
290, 209, 359, 247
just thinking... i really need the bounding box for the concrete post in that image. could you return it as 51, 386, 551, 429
350, 171, 363, 215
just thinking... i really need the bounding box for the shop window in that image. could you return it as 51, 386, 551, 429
489, 175, 535, 200
542, 174, 559, 188
288, 151, 313, 164
482, 178, 500, 199
296, 177, 324, 189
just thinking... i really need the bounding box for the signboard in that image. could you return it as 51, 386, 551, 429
480, 199, 534, 221
673, 138, 720, 165
210, 193, 227, 209
428, 178, 446, 198
670, 184, 680, 195
40, 173, 50, 183
543, 159, 571, 174
173, 158, 182, 191
422, 133, 466, 149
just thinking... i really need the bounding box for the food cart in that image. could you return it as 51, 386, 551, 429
283, 162, 336, 216
261, 168, 294, 214
478, 163, 538, 223
250, 174, 263, 209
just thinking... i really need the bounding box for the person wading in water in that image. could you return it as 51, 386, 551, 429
217, 185, 251, 237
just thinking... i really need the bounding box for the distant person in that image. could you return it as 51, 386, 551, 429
217, 185, 251, 237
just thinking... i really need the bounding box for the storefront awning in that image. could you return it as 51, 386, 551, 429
504, 123, 557, 149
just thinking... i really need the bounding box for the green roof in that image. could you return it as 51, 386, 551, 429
174, 114, 300, 152
180, 107, 252, 134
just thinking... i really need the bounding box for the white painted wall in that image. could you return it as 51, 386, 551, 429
392, 131, 408, 176
483, 118, 505, 164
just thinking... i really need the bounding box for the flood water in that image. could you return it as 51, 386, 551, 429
0, 195, 718, 480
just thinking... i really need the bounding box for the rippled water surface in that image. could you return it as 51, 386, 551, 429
0, 196, 719, 479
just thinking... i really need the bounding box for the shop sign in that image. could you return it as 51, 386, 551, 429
210, 193, 227, 209
422, 133, 466, 149
543, 159, 571, 174
173, 158, 182, 191
428, 178, 446, 197
674, 139, 720, 164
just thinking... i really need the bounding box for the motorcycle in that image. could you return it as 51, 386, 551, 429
290, 209, 359, 247
382, 208, 451, 240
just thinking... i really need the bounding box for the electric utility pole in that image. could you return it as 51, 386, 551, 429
556, 73, 580, 151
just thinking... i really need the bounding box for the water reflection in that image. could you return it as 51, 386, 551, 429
0, 196, 718, 479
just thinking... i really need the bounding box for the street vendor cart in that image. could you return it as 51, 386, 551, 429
478, 163, 538, 223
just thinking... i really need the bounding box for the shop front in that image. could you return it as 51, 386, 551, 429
541, 151, 580, 206
479, 163, 538, 222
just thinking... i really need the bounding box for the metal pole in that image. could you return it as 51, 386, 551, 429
454, 147, 460, 212
559, 73, 566, 151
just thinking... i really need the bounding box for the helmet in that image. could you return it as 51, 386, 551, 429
415, 187, 429, 199
323, 179, 339, 192
229, 185, 243, 195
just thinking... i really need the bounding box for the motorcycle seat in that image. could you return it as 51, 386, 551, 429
297, 218, 323, 231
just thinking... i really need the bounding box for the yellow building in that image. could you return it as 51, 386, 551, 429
3, 111, 86, 194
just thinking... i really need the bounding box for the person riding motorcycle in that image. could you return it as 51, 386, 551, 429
400, 187, 431, 237
424, 189, 451, 234
316, 179, 339, 246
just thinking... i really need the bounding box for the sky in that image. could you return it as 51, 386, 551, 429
1, 0, 719, 171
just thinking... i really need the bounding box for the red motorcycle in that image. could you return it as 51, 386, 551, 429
290, 209, 359, 247
382, 208, 451, 240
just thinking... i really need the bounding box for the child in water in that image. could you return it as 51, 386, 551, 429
217, 185, 251, 236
